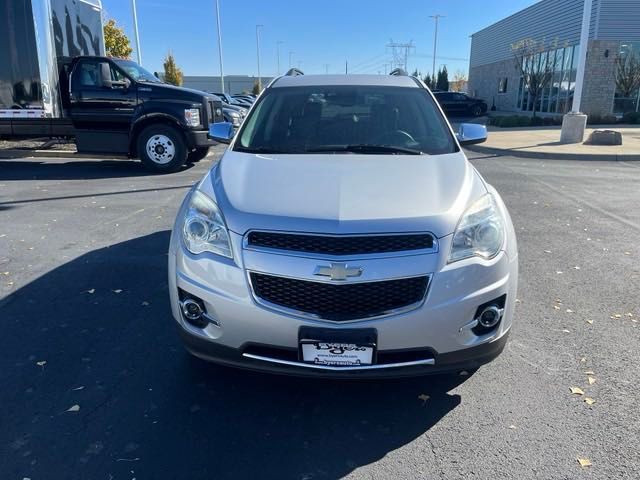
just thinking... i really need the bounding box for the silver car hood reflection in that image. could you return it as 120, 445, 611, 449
205, 150, 487, 238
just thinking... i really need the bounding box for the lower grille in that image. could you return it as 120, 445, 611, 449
249, 273, 429, 321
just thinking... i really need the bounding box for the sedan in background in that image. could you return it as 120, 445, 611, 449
434, 92, 488, 117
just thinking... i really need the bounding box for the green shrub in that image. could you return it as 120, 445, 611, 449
587, 114, 618, 125
622, 112, 640, 124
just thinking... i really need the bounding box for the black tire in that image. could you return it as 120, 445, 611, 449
470, 104, 483, 117
187, 146, 210, 163
137, 124, 187, 173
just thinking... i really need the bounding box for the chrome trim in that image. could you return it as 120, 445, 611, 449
314, 262, 363, 281
242, 353, 436, 370
242, 229, 439, 260
246, 270, 431, 323
178, 301, 220, 327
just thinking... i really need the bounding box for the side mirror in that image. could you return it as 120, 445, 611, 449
99, 62, 112, 88
210, 121, 235, 144
456, 123, 488, 146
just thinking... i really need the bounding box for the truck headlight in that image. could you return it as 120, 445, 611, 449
184, 108, 201, 127
182, 190, 232, 258
448, 194, 504, 263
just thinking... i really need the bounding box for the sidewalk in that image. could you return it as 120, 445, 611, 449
466, 125, 640, 160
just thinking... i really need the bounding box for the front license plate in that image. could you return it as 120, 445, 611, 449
301, 342, 374, 366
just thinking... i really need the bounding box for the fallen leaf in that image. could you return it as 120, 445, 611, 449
112, 289, 123, 294
36, 360, 46, 367
580, 357, 587, 363
588, 376, 596, 385
627, 313, 634, 318
574, 266, 581, 270
584, 370, 595, 375
570, 387, 584, 395
141, 301, 150, 306
562, 329, 571, 333
586, 320, 594, 325
544, 249, 552, 253
86, 288, 95, 294
66, 404, 80, 412
417, 394, 430, 404
566, 309, 574, 313
508, 425, 517, 429
72, 386, 85, 391
584, 398, 596, 406
624, 251, 631, 255
577, 457, 592, 468
556, 271, 563, 274
459, 370, 469, 376
553, 305, 561, 310
613, 314, 622, 319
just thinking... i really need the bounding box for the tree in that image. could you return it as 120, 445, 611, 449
512, 38, 555, 118
436, 66, 449, 91
450, 70, 468, 92
251, 81, 261, 95
163, 52, 183, 86
411, 68, 420, 78
615, 49, 640, 109
103, 19, 132, 59
422, 73, 434, 89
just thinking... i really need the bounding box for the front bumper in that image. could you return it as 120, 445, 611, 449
186, 126, 218, 149
169, 226, 518, 378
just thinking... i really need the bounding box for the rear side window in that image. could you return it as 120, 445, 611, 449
236, 85, 455, 155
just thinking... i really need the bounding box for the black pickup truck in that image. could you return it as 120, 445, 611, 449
0, 0, 223, 172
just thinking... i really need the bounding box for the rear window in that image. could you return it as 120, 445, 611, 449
235, 85, 455, 155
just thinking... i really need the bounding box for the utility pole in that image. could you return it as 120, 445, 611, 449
214, 0, 225, 93
560, 0, 593, 143
131, 0, 142, 64
323, 63, 330, 74
345, 60, 348, 74
276, 41, 284, 75
255, 24, 263, 91
289, 51, 294, 69
429, 15, 444, 79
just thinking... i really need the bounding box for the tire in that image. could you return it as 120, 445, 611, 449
187, 146, 210, 163
137, 124, 187, 173
470, 104, 483, 117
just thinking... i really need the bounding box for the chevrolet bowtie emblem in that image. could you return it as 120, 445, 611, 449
314, 263, 363, 281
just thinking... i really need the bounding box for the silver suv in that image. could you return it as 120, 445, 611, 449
168, 71, 518, 378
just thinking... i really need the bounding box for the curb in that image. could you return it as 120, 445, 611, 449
0, 149, 105, 159
465, 144, 640, 161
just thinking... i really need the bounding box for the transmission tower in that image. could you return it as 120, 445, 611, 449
386, 40, 415, 72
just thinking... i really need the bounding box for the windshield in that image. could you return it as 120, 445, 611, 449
113, 59, 161, 83
235, 85, 456, 155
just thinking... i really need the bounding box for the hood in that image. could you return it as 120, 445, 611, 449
140, 82, 215, 102
206, 151, 487, 238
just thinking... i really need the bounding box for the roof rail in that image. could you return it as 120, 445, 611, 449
389, 68, 408, 76
285, 68, 304, 76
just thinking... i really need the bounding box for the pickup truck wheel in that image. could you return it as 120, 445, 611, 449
187, 146, 210, 163
137, 125, 187, 173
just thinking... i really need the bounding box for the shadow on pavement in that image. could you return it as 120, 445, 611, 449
0, 231, 469, 480
0, 158, 196, 181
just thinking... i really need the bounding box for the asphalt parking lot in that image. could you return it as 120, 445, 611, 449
1, 148, 639, 479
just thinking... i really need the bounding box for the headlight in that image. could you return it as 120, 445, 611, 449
184, 108, 201, 127
228, 111, 240, 118
182, 190, 232, 258
448, 194, 504, 263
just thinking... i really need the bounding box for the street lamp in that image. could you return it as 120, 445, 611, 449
214, 0, 225, 93
276, 41, 284, 75
256, 24, 264, 91
131, 0, 142, 64
289, 51, 294, 69
560, 0, 593, 143
429, 15, 444, 79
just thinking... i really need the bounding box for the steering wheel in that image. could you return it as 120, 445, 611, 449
380, 129, 416, 145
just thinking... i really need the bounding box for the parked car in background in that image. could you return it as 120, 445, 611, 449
231, 95, 254, 107
434, 92, 488, 117
212, 92, 252, 109
221, 103, 247, 127
169, 71, 517, 378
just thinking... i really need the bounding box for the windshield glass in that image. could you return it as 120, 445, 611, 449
113, 59, 161, 83
235, 85, 456, 155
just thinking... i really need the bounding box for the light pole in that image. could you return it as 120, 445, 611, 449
429, 15, 444, 79
560, 0, 593, 143
131, 0, 142, 64
289, 51, 294, 69
256, 24, 264, 91
276, 41, 284, 75
214, 0, 225, 93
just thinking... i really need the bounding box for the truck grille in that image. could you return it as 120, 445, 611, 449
249, 273, 429, 321
246, 232, 435, 256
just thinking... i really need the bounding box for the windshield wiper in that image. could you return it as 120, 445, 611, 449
234, 146, 287, 154
305, 144, 423, 155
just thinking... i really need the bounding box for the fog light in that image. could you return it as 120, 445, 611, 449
478, 305, 503, 328
181, 298, 204, 321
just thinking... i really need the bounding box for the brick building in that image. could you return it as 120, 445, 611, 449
468, 0, 640, 116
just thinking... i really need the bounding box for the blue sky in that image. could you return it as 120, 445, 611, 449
102, 0, 538, 77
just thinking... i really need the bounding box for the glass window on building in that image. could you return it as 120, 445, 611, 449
614, 42, 640, 114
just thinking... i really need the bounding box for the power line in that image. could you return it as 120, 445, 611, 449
386, 40, 415, 72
